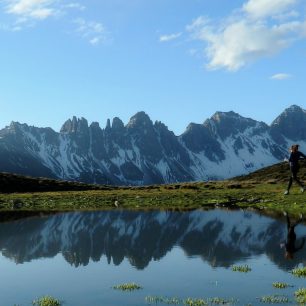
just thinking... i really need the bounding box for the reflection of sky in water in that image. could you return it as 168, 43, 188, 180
0, 209, 305, 305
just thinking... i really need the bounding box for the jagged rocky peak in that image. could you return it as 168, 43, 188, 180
89, 121, 103, 135
127, 111, 153, 129
90, 121, 100, 129
105, 118, 111, 130
181, 122, 207, 142
204, 110, 260, 139
271, 105, 306, 140
272, 105, 306, 125
210, 110, 258, 125
9, 121, 28, 129
112, 117, 124, 131
181, 122, 225, 161
182, 122, 211, 141
185, 122, 204, 132
60, 116, 89, 134
3, 121, 30, 135
154, 120, 173, 135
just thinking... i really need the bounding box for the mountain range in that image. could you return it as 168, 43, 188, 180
0, 104, 305, 185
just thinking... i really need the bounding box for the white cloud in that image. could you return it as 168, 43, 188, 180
186, 1, 306, 71
74, 18, 109, 46
243, 0, 297, 19
159, 32, 182, 42
2, 1, 86, 31
186, 16, 210, 32
270, 73, 292, 79
64, 2, 85, 11
272, 9, 300, 21
5, 0, 57, 20
1, 1, 109, 46
89, 37, 100, 45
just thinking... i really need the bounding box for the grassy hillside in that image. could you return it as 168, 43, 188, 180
235, 160, 306, 183
1, 160, 302, 193
0, 162, 306, 217
0, 172, 117, 193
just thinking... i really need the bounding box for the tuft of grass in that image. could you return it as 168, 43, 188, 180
295, 288, 306, 304
259, 295, 289, 304
231, 265, 251, 273
32, 296, 61, 306
184, 298, 207, 306
272, 282, 290, 289
145, 296, 236, 305
292, 267, 306, 278
145, 296, 180, 305
112, 282, 142, 291
207, 297, 237, 305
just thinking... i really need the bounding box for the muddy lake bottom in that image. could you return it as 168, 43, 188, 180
0, 208, 305, 305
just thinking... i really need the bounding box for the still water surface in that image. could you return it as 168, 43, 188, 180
0, 209, 305, 305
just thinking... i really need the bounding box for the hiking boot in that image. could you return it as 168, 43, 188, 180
301, 187, 305, 193
284, 190, 289, 195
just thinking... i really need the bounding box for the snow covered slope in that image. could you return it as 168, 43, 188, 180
0, 105, 305, 185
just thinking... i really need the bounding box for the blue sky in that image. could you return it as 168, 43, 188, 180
0, 0, 306, 135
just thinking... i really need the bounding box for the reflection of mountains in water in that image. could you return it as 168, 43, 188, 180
0, 210, 305, 270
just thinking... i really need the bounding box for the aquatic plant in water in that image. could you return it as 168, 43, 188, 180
295, 288, 306, 304
207, 297, 237, 305
292, 267, 306, 278
184, 298, 207, 306
145, 296, 181, 305
112, 282, 142, 291
145, 296, 236, 305
259, 295, 289, 303
32, 296, 61, 306
272, 282, 290, 289
231, 265, 251, 273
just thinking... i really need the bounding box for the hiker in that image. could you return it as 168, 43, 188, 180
281, 212, 304, 259
284, 144, 306, 195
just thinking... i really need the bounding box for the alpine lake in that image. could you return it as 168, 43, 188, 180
0, 208, 305, 306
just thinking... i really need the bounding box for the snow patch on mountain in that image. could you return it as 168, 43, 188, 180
0, 105, 305, 184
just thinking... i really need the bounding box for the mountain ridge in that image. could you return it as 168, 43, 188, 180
0, 104, 305, 185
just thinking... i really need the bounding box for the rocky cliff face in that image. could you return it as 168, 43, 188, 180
0, 105, 305, 185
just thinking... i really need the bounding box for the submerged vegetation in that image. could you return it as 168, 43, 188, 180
259, 295, 289, 303
291, 267, 306, 278
32, 296, 61, 306
231, 265, 251, 273
145, 296, 182, 305
295, 288, 306, 304
272, 282, 290, 289
112, 282, 142, 291
145, 296, 236, 305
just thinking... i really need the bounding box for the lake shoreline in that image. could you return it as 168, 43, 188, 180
0, 181, 305, 220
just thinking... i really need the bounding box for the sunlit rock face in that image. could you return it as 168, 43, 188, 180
0, 105, 305, 185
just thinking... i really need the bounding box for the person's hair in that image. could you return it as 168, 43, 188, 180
290, 144, 299, 152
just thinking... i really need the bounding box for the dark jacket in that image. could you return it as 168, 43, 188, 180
289, 151, 306, 168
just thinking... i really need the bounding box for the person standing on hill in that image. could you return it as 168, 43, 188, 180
284, 144, 306, 195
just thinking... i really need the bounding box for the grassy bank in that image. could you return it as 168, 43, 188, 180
0, 180, 305, 217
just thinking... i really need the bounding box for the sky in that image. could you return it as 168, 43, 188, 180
0, 0, 306, 135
